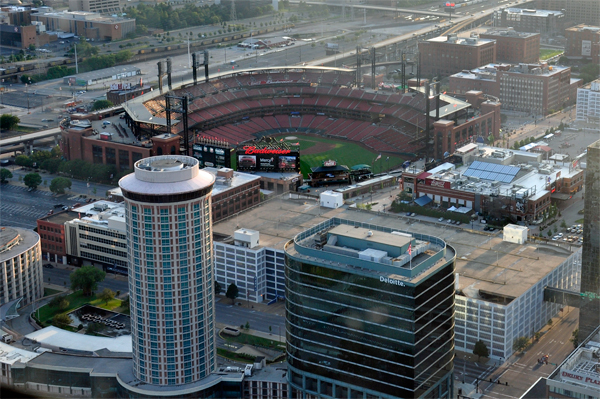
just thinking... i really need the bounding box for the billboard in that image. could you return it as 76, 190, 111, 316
582, 40, 592, 57
236, 145, 300, 172
193, 143, 233, 168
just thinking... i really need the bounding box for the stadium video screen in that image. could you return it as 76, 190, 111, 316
236, 149, 300, 173
193, 144, 232, 168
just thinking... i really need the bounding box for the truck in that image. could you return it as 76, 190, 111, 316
1, 330, 14, 343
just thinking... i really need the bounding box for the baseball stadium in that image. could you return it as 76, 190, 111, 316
119, 65, 496, 179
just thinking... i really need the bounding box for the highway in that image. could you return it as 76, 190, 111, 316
287, 0, 449, 17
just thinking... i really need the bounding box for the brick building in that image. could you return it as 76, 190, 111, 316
432, 91, 502, 160
418, 33, 496, 78
31, 11, 135, 41
494, 8, 565, 36
61, 124, 152, 172
480, 28, 540, 64
68, 0, 122, 14
37, 210, 77, 264
450, 63, 581, 115
534, 0, 600, 27
565, 25, 600, 64
0, 24, 37, 49
400, 145, 583, 223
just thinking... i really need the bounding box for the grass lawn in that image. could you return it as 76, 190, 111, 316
540, 49, 563, 60
36, 291, 97, 325
575, 218, 584, 224
217, 348, 256, 363
43, 288, 62, 297
274, 134, 407, 177
90, 298, 122, 311
14, 126, 40, 133
220, 331, 285, 351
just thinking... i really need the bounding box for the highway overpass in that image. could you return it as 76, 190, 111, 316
0, 127, 61, 154
288, 0, 449, 17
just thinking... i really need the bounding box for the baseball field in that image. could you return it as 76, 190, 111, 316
275, 134, 407, 177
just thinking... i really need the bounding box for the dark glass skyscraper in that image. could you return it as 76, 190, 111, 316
285, 218, 456, 399
580, 139, 600, 340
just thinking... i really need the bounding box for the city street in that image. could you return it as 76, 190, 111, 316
0, 171, 116, 230
478, 308, 579, 399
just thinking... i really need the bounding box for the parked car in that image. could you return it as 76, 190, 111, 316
43, 263, 54, 269
438, 217, 445, 222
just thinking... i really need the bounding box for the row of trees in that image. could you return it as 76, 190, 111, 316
14, 147, 129, 184
0, 167, 72, 193
125, 2, 274, 32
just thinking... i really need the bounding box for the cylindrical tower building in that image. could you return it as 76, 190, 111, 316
119, 155, 216, 386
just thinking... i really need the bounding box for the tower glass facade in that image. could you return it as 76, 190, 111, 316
119, 155, 216, 386
580, 139, 600, 339
285, 218, 455, 399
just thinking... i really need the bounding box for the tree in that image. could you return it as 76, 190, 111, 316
91, 100, 114, 111
570, 329, 579, 348
48, 295, 70, 310
560, 220, 567, 228
513, 336, 530, 353
98, 288, 115, 305
0, 114, 20, 130
0, 168, 13, 183
215, 280, 222, 296
23, 173, 42, 189
52, 313, 72, 327
15, 155, 33, 167
226, 283, 239, 304
121, 295, 130, 311
70, 265, 106, 296
547, 319, 553, 327
49, 177, 72, 194
473, 340, 489, 360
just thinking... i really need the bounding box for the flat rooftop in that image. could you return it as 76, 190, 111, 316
0, 227, 39, 259
481, 29, 539, 38
26, 326, 132, 354
503, 8, 564, 17
427, 36, 495, 47
213, 197, 576, 300
204, 167, 261, 196
0, 342, 40, 366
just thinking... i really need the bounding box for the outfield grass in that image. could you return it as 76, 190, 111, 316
275, 134, 407, 177
540, 49, 563, 60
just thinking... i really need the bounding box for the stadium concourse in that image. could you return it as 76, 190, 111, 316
123, 66, 453, 157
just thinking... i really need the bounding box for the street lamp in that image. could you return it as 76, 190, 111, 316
462, 354, 471, 383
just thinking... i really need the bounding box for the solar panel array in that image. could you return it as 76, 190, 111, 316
463, 161, 520, 183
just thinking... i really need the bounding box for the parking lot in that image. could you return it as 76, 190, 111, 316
0, 183, 81, 229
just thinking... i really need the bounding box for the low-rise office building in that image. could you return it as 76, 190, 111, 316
68, 0, 122, 14
479, 28, 540, 64
418, 33, 496, 78
213, 228, 286, 304
31, 11, 135, 41
565, 25, 600, 64
400, 144, 584, 223
450, 63, 581, 115
493, 8, 565, 36
45, 170, 260, 268
534, 0, 600, 27
576, 80, 600, 122
0, 227, 43, 308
